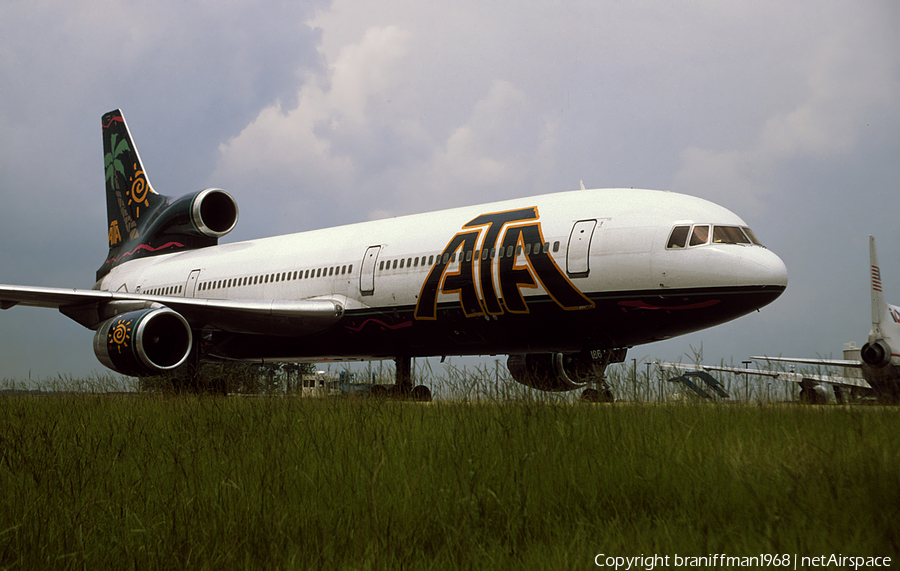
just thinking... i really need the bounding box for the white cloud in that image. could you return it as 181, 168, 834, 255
213, 26, 560, 223
673, 6, 900, 213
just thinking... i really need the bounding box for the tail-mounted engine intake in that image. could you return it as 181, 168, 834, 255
507, 348, 627, 391
93, 308, 192, 376
148, 188, 239, 241
861, 339, 892, 368
189, 188, 240, 238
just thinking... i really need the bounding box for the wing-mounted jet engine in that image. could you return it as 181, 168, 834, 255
507, 348, 627, 401
93, 308, 193, 376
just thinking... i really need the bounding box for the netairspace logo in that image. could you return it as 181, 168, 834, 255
593, 553, 892, 570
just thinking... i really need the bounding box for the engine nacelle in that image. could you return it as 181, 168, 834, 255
93, 308, 193, 376
136, 188, 239, 247
798, 381, 830, 405
507, 349, 625, 391
188, 188, 240, 238
861, 339, 892, 368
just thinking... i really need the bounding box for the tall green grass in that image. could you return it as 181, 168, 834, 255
1, 391, 898, 569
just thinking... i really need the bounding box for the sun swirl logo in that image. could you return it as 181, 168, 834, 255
108, 318, 133, 354
129, 163, 151, 218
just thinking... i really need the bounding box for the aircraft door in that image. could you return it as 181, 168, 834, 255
184, 269, 202, 297
567, 220, 597, 278
360, 246, 382, 296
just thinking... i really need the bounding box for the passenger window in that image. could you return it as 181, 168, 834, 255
667, 226, 690, 249
553, 241, 559, 252
442, 253, 450, 264
524, 244, 532, 255
428, 255, 434, 265
329, 267, 335, 276
407, 258, 412, 267
348, 264, 353, 273
713, 226, 750, 244
507, 246, 514, 257
689, 225, 710, 246
400, 259, 405, 269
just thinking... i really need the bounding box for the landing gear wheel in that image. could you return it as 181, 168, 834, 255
411, 385, 432, 402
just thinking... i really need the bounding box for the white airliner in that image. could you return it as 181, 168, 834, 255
0, 110, 788, 400
662, 236, 900, 404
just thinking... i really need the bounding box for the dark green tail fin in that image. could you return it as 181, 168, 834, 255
102, 109, 166, 250
97, 110, 239, 281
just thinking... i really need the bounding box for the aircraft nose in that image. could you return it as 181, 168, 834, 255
755, 248, 788, 288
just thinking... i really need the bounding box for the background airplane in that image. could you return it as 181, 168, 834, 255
662, 236, 899, 404
0, 110, 788, 400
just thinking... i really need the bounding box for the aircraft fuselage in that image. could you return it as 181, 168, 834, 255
96, 188, 787, 363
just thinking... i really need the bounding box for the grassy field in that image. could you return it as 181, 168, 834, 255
0, 391, 898, 569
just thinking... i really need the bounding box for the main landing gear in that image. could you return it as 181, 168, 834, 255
369, 356, 432, 401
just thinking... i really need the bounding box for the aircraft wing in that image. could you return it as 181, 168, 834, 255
657, 361, 872, 390
0, 284, 344, 336
752, 355, 862, 368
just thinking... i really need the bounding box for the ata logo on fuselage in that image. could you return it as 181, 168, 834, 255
414, 207, 594, 320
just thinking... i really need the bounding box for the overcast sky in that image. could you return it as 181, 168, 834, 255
1, 1, 898, 383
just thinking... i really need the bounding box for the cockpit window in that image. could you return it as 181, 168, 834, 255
689, 225, 709, 246
666, 226, 690, 249
667, 224, 765, 249
742, 226, 763, 246
713, 226, 750, 245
